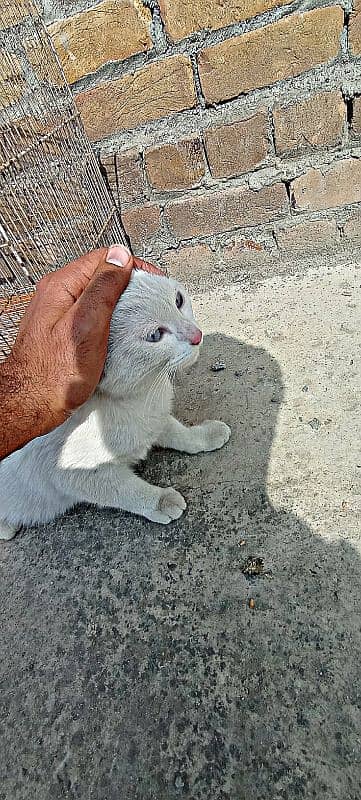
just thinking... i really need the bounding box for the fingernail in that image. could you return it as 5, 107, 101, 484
106, 244, 131, 267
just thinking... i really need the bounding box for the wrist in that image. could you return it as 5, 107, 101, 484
0, 356, 64, 458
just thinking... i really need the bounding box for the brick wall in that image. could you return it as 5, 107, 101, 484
42, 0, 361, 276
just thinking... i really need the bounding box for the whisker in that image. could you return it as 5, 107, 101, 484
143, 370, 161, 420
126, 360, 168, 393
147, 372, 169, 419
143, 363, 170, 421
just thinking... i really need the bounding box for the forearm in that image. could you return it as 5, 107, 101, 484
0, 358, 60, 459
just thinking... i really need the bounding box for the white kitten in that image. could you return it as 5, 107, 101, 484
0, 271, 230, 540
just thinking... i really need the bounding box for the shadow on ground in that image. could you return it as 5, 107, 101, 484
1, 334, 361, 800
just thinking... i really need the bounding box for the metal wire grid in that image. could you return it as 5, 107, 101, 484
0, 0, 126, 361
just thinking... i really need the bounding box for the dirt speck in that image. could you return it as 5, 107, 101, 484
211, 360, 226, 372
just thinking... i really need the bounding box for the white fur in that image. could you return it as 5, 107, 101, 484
0, 272, 230, 539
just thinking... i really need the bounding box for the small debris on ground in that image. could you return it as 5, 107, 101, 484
308, 417, 321, 430
211, 360, 226, 372
239, 539, 246, 547
174, 774, 185, 790
249, 598, 255, 609
242, 556, 264, 576
242, 556, 272, 579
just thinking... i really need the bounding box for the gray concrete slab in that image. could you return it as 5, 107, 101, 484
1, 259, 360, 800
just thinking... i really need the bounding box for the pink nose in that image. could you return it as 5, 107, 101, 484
190, 327, 203, 346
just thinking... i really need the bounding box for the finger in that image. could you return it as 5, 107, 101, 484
32, 247, 109, 325
133, 256, 164, 276
35, 249, 161, 324
66, 245, 133, 339
54, 246, 108, 289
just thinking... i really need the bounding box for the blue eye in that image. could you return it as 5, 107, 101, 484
176, 291, 184, 309
146, 328, 164, 343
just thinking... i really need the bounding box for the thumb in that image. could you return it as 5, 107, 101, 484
68, 245, 134, 338
75, 244, 133, 313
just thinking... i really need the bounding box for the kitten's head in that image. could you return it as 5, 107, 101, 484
100, 270, 202, 395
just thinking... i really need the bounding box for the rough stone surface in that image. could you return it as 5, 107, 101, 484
352, 96, 361, 136
145, 139, 205, 191
158, 0, 290, 41
273, 91, 345, 155
1, 258, 361, 800
349, 0, 361, 55
198, 7, 343, 103
75, 55, 197, 140
49, 0, 152, 84
275, 219, 339, 251
165, 183, 288, 239
204, 112, 269, 178
121, 203, 161, 248
291, 159, 361, 211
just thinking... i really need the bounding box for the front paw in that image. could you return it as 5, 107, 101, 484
0, 520, 20, 541
199, 420, 231, 452
146, 488, 187, 525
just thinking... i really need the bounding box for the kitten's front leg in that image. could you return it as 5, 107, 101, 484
157, 416, 231, 454
0, 520, 20, 541
71, 464, 186, 525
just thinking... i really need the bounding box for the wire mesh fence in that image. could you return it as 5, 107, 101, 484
0, 0, 126, 361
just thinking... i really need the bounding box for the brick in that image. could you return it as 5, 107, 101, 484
275, 220, 339, 252
159, 0, 290, 41
198, 8, 343, 103
0, 120, 29, 163
0, 2, 28, 28
145, 138, 205, 191
76, 55, 196, 140
49, 0, 151, 84
24, 35, 63, 87
204, 112, 268, 179
165, 183, 288, 240
222, 236, 270, 267
116, 150, 147, 205
122, 204, 161, 249
1, 117, 66, 161
351, 97, 361, 136
101, 150, 146, 205
161, 243, 218, 281
349, 0, 361, 54
291, 160, 361, 212
274, 91, 345, 155
0, 53, 26, 108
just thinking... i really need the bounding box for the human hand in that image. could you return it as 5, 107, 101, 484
3, 245, 162, 440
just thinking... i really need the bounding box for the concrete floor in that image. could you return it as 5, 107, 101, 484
1, 257, 360, 800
